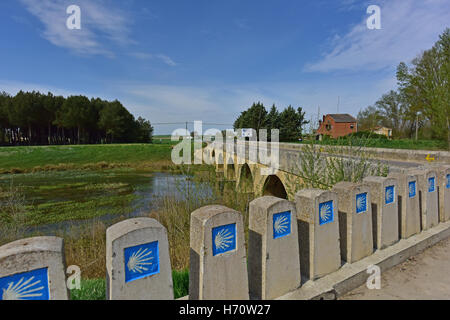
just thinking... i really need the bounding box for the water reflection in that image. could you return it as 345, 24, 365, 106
0, 171, 214, 236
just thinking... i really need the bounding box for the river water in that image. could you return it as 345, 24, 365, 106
0, 170, 215, 236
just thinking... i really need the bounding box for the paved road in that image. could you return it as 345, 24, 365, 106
340, 237, 450, 300
242, 144, 425, 172
278, 146, 424, 169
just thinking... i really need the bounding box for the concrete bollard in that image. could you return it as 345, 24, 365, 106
437, 166, 450, 223
0, 236, 68, 300
388, 172, 421, 239
295, 189, 341, 281
248, 196, 301, 299
333, 182, 373, 263
363, 176, 399, 249
189, 205, 249, 300
412, 169, 439, 230
106, 218, 173, 300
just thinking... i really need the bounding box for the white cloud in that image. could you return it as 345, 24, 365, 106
115, 78, 388, 134
130, 52, 177, 66
0, 77, 395, 135
115, 83, 279, 132
154, 54, 177, 67
19, 0, 133, 57
0, 80, 75, 97
120, 84, 237, 123
306, 0, 450, 72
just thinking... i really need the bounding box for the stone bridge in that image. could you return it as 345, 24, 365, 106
199, 141, 450, 201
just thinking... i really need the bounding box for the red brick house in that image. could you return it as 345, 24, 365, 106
316, 114, 357, 139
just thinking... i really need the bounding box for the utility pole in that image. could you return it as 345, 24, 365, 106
317, 106, 320, 123
337, 96, 340, 114
415, 113, 419, 141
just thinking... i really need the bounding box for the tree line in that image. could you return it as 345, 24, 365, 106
0, 91, 154, 145
233, 102, 309, 142
357, 28, 449, 148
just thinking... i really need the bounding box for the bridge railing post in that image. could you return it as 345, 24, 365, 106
411, 169, 439, 230
437, 166, 450, 223
295, 189, 341, 281
0, 236, 68, 300
189, 205, 249, 300
388, 172, 421, 239
332, 182, 373, 263
106, 218, 174, 300
363, 176, 399, 250
248, 196, 300, 299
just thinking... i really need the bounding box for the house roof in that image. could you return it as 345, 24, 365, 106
373, 126, 392, 130
327, 114, 357, 123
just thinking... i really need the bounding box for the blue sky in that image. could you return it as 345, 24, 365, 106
1, 0, 449, 134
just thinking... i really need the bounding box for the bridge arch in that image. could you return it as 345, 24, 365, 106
226, 157, 236, 180
262, 174, 288, 199
216, 153, 224, 171
237, 163, 254, 193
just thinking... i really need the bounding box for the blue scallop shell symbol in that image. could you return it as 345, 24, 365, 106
385, 185, 395, 204
409, 181, 416, 198
428, 177, 435, 193
273, 211, 291, 239
447, 174, 450, 189
356, 193, 367, 214
124, 241, 159, 283
0, 267, 49, 300
319, 200, 333, 225
212, 223, 236, 256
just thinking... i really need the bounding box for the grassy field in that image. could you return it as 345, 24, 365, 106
70, 269, 189, 300
0, 142, 180, 173
298, 137, 448, 151
0, 138, 445, 175
0, 170, 157, 226
0, 168, 244, 300
0, 139, 397, 300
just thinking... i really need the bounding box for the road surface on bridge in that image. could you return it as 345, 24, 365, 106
340, 236, 450, 300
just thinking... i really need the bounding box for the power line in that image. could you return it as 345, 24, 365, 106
153, 121, 234, 126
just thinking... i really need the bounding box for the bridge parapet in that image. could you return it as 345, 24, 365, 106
1, 166, 450, 300
333, 182, 373, 263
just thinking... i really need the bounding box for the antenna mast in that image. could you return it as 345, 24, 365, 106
337, 96, 340, 113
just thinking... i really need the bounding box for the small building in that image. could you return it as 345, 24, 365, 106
372, 126, 392, 139
316, 114, 357, 139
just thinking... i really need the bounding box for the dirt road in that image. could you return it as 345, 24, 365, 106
340, 237, 450, 300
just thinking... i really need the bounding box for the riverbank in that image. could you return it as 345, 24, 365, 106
0, 143, 180, 174
297, 137, 448, 151
0, 169, 208, 227
0, 142, 254, 300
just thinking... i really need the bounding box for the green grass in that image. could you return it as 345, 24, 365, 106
0, 142, 178, 173
298, 138, 448, 151
25, 193, 140, 225
0, 170, 148, 225
70, 270, 190, 300
70, 279, 106, 300
172, 269, 189, 299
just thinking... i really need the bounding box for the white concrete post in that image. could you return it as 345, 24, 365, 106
388, 172, 421, 239
333, 182, 373, 263
295, 189, 341, 281
437, 166, 450, 223
0, 236, 68, 300
248, 196, 301, 299
412, 169, 439, 230
363, 176, 399, 249
106, 218, 174, 300
189, 205, 249, 300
